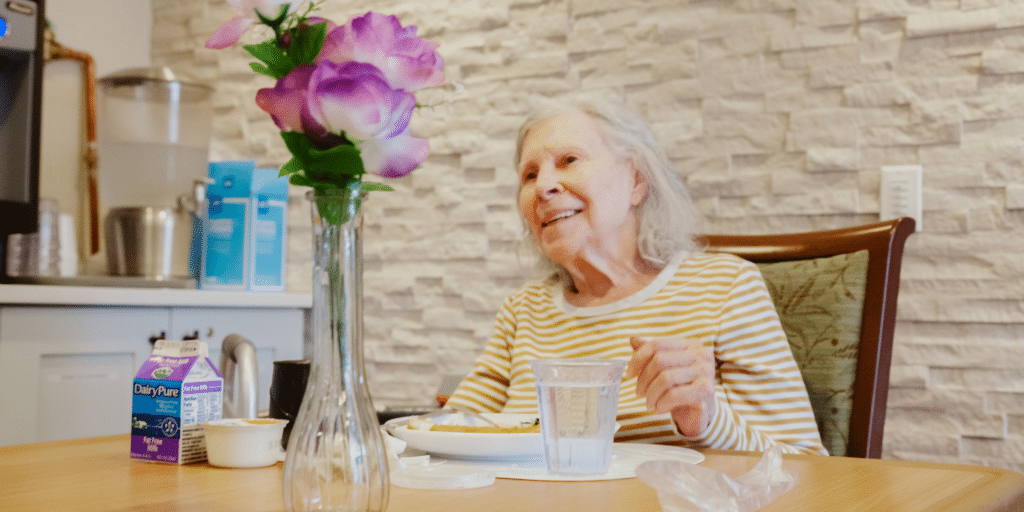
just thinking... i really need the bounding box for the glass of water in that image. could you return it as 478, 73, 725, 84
531, 358, 626, 476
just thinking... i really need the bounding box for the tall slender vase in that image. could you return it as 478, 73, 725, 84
283, 188, 389, 512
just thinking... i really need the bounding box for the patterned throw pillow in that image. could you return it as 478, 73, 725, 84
756, 250, 869, 457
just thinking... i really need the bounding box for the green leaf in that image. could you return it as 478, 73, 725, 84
290, 21, 328, 66
278, 132, 366, 191
244, 41, 292, 79
281, 132, 322, 177
288, 173, 316, 188
360, 182, 395, 192
280, 132, 313, 166
279, 157, 303, 177
249, 62, 276, 78
309, 145, 364, 178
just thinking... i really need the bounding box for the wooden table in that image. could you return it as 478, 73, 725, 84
2, 435, 1023, 511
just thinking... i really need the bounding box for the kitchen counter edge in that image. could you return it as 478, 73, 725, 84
0, 284, 312, 308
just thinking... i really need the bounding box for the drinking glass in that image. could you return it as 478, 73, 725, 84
531, 358, 626, 476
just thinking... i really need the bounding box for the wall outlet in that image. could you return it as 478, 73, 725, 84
880, 165, 923, 229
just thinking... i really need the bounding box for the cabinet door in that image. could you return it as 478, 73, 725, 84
169, 308, 305, 413
0, 306, 169, 446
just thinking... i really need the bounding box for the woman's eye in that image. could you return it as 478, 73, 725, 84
560, 155, 578, 166
522, 169, 537, 182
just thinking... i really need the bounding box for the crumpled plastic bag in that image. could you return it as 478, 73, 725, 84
635, 445, 797, 512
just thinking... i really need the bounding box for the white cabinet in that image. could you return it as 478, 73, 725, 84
1, 306, 166, 446
0, 285, 310, 447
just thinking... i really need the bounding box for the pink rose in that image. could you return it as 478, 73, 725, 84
255, 64, 316, 133
204, 0, 304, 49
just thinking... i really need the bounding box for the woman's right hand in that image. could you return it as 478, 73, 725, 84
625, 336, 717, 437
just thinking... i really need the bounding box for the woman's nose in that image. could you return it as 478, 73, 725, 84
534, 167, 563, 199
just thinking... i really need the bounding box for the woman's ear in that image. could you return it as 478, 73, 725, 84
630, 167, 649, 206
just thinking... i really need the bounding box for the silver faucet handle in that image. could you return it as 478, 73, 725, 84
220, 334, 259, 419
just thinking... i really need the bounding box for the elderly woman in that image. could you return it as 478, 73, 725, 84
445, 97, 827, 455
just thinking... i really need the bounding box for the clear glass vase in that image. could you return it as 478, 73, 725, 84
283, 187, 389, 512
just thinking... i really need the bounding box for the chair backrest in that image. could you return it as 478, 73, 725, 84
699, 217, 915, 458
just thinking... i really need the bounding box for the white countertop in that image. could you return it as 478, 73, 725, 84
0, 284, 312, 308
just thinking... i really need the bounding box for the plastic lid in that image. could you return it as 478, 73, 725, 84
99, 66, 213, 102
390, 465, 496, 490
204, 418, 288, 430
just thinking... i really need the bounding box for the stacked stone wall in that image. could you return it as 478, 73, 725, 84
155, 0, 1024, 469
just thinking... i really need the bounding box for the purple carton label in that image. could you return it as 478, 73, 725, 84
133, 381, 182, 400
131, 411, 180, 437
206, 357, 224, 379
183, 380, 222, 394
138, 355, 200, 381
131, 435, 182, 463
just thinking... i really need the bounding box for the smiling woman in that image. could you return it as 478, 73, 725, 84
516, 110, 649, 299
445, 96, 829, 455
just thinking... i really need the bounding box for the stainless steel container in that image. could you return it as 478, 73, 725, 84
105, 206, 197, 280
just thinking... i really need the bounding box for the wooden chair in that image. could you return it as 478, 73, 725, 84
700, 217, 915, 458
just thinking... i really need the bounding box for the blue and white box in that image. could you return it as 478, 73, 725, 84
200, 161, 289, 292
248, 169, 288, 292
201, 161, 254, 290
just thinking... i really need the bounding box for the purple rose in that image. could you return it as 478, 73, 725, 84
306, 61, 417, 141
360, 130, 429, 178
319, 12, 445, 91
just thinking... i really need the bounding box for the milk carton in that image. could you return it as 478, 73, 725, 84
130, 340, 223, 464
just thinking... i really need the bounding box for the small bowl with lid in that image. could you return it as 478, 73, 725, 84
203, 418, 288, 468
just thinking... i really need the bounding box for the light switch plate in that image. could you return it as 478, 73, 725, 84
880, 165, 923, 230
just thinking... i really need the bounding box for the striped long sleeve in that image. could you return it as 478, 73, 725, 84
446, 252, 828, 455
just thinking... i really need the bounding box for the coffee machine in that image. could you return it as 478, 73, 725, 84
0, 0, 45, 283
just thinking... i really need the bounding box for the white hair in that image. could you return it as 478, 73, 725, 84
514, 95, 704, 281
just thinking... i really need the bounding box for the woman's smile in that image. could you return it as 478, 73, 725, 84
541, 209, 582, 228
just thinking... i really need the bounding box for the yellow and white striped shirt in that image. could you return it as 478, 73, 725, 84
446, 252, 828, 455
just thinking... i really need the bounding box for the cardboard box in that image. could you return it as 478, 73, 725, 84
201, 162, 288, 291
201, 160, 254, 290
130, 340, 223, 464
248, 169, 288, 292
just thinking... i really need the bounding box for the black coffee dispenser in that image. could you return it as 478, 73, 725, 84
0, 0, 45, 283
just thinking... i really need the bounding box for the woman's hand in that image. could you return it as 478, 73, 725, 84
626, 336, 717, 437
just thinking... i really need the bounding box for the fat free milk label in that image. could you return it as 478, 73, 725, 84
131, 340, 223, 464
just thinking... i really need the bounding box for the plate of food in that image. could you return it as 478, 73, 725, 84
385, 412, 543, 461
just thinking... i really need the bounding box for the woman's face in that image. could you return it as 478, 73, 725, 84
517, 111, 647, 267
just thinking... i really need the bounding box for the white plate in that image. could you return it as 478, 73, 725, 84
392, 443, 705, 482
385, 413, 543, 461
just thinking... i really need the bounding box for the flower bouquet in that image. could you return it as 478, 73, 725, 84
206, 3, 444, 511
206, 0, 444, 195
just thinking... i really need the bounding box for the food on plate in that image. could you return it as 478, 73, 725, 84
428, 423, 541, 434
407, 416, 540, 433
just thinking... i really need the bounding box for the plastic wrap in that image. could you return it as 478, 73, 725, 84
636, 445, 797, 512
